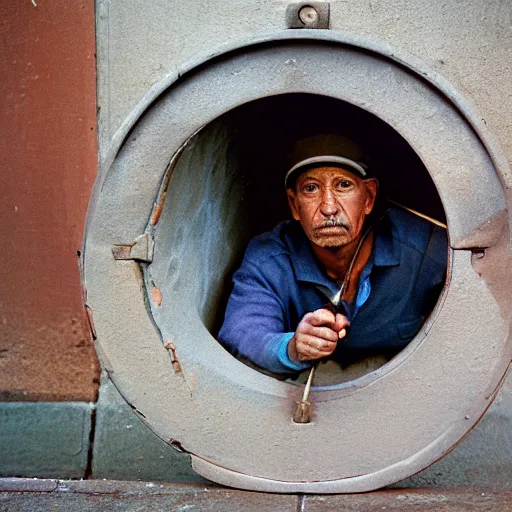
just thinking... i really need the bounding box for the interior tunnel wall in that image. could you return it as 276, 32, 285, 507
149, 120, 251, 333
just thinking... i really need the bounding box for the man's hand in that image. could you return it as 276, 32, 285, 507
288, 308, 350, 363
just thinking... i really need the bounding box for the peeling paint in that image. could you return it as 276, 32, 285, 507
150, 192, 167, 226
151, 287, 162, 307
164, 341, 182, 374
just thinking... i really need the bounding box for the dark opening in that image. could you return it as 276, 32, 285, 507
230, 94, 445, 238
150, 93, 447, 385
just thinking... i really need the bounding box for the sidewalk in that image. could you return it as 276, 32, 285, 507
1, 479, 511, 511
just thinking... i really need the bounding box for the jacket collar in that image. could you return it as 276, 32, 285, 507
373, 213, 401, 267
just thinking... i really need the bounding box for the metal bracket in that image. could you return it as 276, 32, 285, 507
112, 233, 154, 263
286, 3, 330, 29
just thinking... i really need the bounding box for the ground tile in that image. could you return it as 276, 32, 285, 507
303, 488, 512, 511
0, 480, 298, 512
0, 479, 57, 493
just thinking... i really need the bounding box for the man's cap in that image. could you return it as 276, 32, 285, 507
285, 134, 369, 188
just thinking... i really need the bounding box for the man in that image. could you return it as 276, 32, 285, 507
219, 134, 447, 375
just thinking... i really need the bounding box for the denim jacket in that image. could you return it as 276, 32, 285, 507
218, 207, 447, 374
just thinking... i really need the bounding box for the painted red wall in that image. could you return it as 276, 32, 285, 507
0, 1, 99, 401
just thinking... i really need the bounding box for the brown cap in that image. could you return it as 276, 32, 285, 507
285, 134, 369, 188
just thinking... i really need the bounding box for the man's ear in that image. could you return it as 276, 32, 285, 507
286, 188, 301, 221
364, 178, 379, 215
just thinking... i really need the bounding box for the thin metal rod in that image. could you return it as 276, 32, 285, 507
301, 364, 316, 402
293, 364, 316, 423
388, 199, 447, 229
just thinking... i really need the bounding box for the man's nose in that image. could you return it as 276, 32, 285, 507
320, 188, 339, 216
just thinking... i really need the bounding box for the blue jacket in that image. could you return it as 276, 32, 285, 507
218, 207, 447, 374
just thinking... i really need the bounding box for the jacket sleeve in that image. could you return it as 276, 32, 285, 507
218, 255, 311, 374
419, 224, 448, 314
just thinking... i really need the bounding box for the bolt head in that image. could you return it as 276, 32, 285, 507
299, 6, 319, 27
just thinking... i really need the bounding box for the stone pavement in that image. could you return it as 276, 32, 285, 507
1, 479, 512, 511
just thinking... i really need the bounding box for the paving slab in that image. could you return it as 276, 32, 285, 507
0, 479, 57, 493
2, 480, 512, 512
302, 489, 512, 511
0, 402, 92, 479
0, 479, 298, 511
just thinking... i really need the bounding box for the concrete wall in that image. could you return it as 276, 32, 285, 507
90, 0, 512, 486
96, 0, 512, 164
1, 0, 512, 488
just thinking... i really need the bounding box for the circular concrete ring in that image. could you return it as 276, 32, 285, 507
85, 37, 512, 492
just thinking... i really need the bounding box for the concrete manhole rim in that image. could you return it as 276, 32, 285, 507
85, 32, 511, 492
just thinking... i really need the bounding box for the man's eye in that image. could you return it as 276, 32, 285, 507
338, 180, 352, 189
304, 184, 318, 193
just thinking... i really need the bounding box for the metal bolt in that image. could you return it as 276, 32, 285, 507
286, 3, 330, 30
299, 6, 319, 27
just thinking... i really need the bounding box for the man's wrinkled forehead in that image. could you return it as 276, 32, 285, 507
295, 165, 365, 186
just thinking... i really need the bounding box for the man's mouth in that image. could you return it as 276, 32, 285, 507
315, 226, 347, 233
314, 220, 349, 232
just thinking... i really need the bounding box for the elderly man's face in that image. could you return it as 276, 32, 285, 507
287, 166, 378, 249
